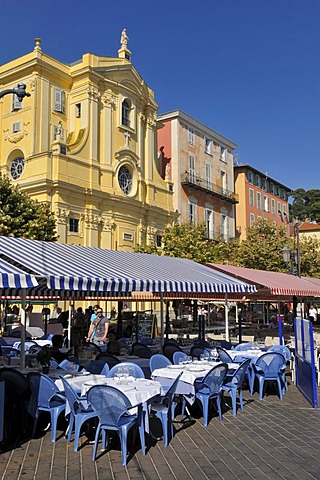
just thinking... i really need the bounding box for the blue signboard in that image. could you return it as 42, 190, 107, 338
294, 318, 318, 408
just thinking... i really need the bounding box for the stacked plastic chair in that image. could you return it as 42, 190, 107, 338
250, 352, 287, 400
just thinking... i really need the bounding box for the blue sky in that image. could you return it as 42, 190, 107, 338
1, 0, 319, 192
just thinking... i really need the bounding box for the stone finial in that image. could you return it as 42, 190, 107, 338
118, 29, 131, 61
34, 38, 42, 51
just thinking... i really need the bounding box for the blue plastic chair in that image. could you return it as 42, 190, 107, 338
216, 347, 233, 363
190, 346, 211, 360
195, 363, 228, 426
149, 354, 172, 373
15, 340, 38, 352
268, 345, 291, 363
250, 352, 286, 400
87, 385, 146, 466
59, 376, 97, 451
59, 359, 80, 372
107, 362, 145, 379
234, 342, 255, 351
85, 360, 110, 375
150, 372, 183, 447
50, 358, 60, 369
222, 359, 251, 416
173, 351, 188, 365
27, 372, 66, 442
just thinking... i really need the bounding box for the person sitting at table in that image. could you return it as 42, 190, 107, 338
50, 334, 68, 363
269, 316, 278, 329
107, 329, 121, 355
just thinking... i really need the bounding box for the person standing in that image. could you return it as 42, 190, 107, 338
309, 305, 318, 323
86, 308, 109, 345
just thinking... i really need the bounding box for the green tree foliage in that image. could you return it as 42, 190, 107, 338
162, 223, 213, 263
135, 222, 216, 263
299, 235, 320, 277
235, 219, 288, 272
0, 174, 57, 241
290, 188, 320, 222
134, 243, 161, 255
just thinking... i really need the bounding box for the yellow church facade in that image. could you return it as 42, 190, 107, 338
0, 36, 176, 251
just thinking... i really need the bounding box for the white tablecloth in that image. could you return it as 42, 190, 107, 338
53, 373, 105, 393
151, 361, 238, 403
80, 377, 161, 432
13, 339, 52, 349
226, 349, 263, 364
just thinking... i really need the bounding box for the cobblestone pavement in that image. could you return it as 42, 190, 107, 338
1, 383, 320, 480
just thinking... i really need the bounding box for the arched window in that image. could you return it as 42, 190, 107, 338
122, 99, 131, 127
10, 157, 25, 180
118, 165, 133, 195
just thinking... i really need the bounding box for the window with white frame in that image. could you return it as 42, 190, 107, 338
205, 163, 211, 188
261, 178, 268, 191
247, 171, 253, 183
277, 201, 281, 216
219, 146, 227, 162
263, 195, 269, 212
69, 217, 79, 233
12, 121, 21, 133
188, 126, 195, 146
255, 174, 261, 187
249, 188, 254, 206
189, 202, 197, 223
189, 155, 195, 183
250, 213, 255, 227
220, 213, 229, 241
205, 137, 213, 155
270, 182, 275, 194
276, 185, 280, 196
282, 204, 287, 219
12, 94, 22, 111
53, 87, 65, 113
271, 198, 275, 215
257, 191, 261, 209
205, 208, 215, 239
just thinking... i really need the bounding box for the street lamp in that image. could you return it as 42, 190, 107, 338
0, 83, 31, 101
282, 245, 299, 276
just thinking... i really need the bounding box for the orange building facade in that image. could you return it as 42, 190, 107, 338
234, 164, 291, 240
157, 111, 238, 241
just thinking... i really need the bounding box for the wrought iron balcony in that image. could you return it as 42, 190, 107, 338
181, 172, 239, 204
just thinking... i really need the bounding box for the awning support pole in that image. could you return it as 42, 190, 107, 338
160, 292, 164, 349
20, 290, 26, 368
225, 294, 229, 342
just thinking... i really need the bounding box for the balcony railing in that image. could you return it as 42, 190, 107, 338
181, 172, 239, 204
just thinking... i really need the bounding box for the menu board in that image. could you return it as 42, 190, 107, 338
137, 311, 156, 339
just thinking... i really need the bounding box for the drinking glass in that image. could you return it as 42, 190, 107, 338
200, 354, 205, 362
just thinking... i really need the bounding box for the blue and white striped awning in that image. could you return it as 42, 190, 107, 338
0, 257, 39, 289
0, 236, 256, 295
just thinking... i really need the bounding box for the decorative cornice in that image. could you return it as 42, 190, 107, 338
87, 85, 100, 101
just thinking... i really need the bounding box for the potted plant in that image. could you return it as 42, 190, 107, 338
36, 346, 52, 374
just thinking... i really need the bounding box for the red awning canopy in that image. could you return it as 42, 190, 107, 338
207, 264, 320, 298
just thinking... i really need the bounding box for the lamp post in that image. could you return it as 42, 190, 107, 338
0, 83, 31, 101
282, 223, 301, 277
282, 245, 299, 276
